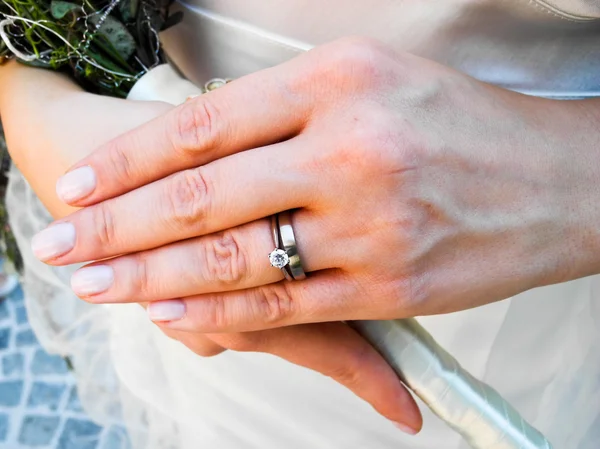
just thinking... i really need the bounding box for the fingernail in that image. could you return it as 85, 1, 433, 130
31, 223, 76, 261
394, 422, 419, 435
71, 266, 114, 297
56, 166, 96, 203
148, 300, 186, 322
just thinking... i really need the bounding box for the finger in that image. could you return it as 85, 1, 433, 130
140, 302, 226, 357
69, 213, 343, 304
210, 322, 422, 433
160, 327, 226, 358
33, 138, 318, 265
57, 60, 314, 207
148, 271, 393, 333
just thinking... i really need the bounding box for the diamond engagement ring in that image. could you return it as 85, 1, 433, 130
269, 212, 306, 281
270, 215, 294, 281
269, 248, 289, 269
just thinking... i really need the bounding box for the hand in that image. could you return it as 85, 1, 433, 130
7, 61, 422, 432
34, 35, 600, 320
30, 37, 600, 428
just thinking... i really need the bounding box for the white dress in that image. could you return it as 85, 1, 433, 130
7, 1, 600, 448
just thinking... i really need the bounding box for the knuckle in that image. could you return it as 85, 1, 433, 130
202, 231, 249, 285
105, 141, 135, 186
165, 168, 211, 231
162, 329, 224, 358
222, 333, 264, 353
292, 37, 391, 99
324, 37, 390, 87
131, 254, 151, 297
188, 341, 225, 358
335, 107, 421, 178
328, 366, 362, 390
170, 97, 221, 157
194, 348, 224, 358
327, 346, 371, 388
92, 202, 118, 248
333, 36, 386, 63
252, 284, 295, 325
202, 295, 229, 330
328, 109, 398, 174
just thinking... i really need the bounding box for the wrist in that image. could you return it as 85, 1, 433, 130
532, 98, 600, 286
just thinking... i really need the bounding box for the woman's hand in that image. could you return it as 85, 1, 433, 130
5, 62, 422, 432
27, 36, 600, 430
34, 37, 600, 324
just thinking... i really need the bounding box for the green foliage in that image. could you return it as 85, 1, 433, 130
0, 0, 183, 266
50, 1, 80, 19
0, 0, 180, 97
90, 15, 136, 60
119, 0, 139, 23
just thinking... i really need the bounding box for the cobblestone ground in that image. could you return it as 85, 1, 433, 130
0, 285, 131, 449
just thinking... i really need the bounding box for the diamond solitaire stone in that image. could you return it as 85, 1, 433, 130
269, 249, 289, 269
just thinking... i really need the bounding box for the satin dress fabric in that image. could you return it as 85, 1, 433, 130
7, 1, 600, 449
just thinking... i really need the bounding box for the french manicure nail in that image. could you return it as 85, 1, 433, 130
148, 300, 186, 322
71, 266, 114, 297
394, 422, 419, 435
56, 166, 96, 203
31, 223, 76, 261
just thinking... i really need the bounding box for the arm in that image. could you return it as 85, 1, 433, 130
0, 61, 172, 218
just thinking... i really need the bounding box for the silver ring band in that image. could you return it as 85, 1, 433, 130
277, 211, 307, 281
270, 215, 294, 281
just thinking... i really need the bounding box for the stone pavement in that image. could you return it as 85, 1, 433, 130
0, 285, 131, 449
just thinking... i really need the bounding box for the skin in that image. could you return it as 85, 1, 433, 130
13, 36, 600, 434
35, 37, 600, 314
0, 59, 422, 433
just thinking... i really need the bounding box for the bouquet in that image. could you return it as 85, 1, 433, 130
0, 0, 182, 269
0, 0, 181, 97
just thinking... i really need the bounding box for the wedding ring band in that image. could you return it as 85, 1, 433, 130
269, 211, 306, 281
276, 211, 307, 281
270, 215, 294, 281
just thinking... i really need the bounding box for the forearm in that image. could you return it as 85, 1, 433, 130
0, 62, 172, 218
0, 62, 86, 217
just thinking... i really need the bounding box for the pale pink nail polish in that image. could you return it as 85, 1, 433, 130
148, 300, 186, 322
394, 422, 419, 435
31, 223, 76, 261
56, 166, 96, 203
71, 266, 114, 296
